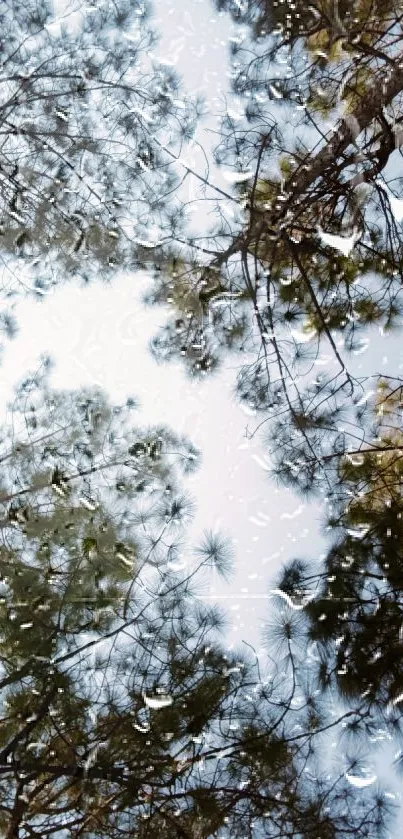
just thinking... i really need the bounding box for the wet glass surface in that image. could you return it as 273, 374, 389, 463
0, 0, 402, 835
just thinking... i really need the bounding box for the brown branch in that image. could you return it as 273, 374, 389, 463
276, 51, 403, 214
5, 778, 26, 839
285, 236, 354, 390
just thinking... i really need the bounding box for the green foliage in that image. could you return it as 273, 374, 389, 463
1, 0, 403, 835
147, 0, 403, 519
278, 381, 403, 734
0, 0, 196, 302
0, 369, 391, 837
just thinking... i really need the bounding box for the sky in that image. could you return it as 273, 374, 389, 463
0, 0, 329, 654
0, 269, 327, 652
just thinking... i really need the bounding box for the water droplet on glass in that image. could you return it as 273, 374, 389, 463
345, 771, 377, 788
221, 170, 254, 184
346, 525, 370, 539
345, 452, 365, 466
143, 692, 173, 710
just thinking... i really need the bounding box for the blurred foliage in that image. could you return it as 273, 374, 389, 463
1, 0, 403, 835
0, 0, 197, 304
0, 365, 393, 837
274, 380, 403, 745
147, 0, 403, 500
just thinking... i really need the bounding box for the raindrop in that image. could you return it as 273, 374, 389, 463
352, 338, 369, 355
227, 108, 244, 120
269, 588, 313, 610
166, 556, 187, 572
346, 525, 370, 539
222, 665, 243, 676
345, 771, 377, 789
135, 239, 163, 249
79, 496, 98, 511
134, 722, 150, 733
354, 390, 375, 407
281, 504, 304, 520
290, 327, 317, 343
318, 228, 360, 257
143, 692, 173, 710
345, 452, 365, 466
221, 170, 254, 184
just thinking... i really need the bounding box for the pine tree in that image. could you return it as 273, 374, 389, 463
0, 0, 196, 300
274, 378, 403, 739
0, 362, 392, 837
148, 0, 403, 488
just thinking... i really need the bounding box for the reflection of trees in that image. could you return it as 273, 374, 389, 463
0, 365, 391, 837
275, 381, 403, 732
148, 0, 403, 491
0, 2, 401, 835
0, 0, 196, 304
142, 7, 403, 829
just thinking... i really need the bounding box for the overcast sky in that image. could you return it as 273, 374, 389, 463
0, 0, 330, 654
